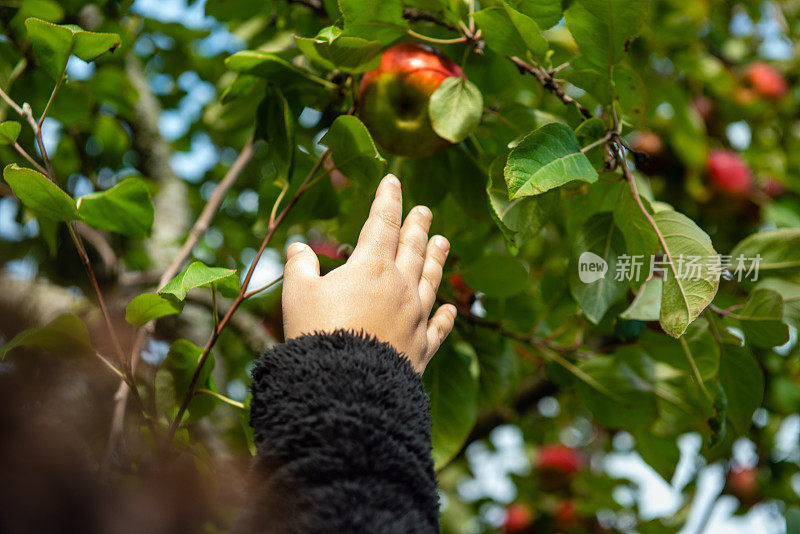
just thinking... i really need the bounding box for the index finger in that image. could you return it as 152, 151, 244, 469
351, 174, 403, 261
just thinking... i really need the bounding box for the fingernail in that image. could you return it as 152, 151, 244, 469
434, 236, 449, 253
287, 242, 307, 257
384, 174, 400, 187
416, 205, 432, 220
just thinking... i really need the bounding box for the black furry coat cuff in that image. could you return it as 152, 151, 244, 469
234, 330, 439, 533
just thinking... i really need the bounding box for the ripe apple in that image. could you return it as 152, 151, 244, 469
630, 131, 665, 175
537, 444, 583, 490
692, 95, 713, 122
448, 273, 475, 312
745, 62, 788, 100
309, 239, 344, 260
358, 43, 463, 157
726, 466, 758, 504
707, 149, 753, 196
760, 176, 786, 198
538, 444, 583, 475
555, 500, 582, 532
504, 503, 533, 533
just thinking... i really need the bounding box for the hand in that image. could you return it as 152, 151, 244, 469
281, 174, 457, 372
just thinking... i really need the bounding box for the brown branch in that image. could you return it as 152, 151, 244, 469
508, 56, 593, 119
164, 148, 330, 447
105, 136, 257, 467
161, 136, 256, 280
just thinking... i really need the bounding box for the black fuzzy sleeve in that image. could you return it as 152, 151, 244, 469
234, 330, 439, 534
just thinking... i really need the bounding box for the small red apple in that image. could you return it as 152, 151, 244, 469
358, 43, 463, 157
745, 62, 788, 100
630, 131, 665, 175
538, 444, 583, 476
323, 153, 349, 190
692, 95, 713, 122
448, 273, 474, 312
504, 503, 533, 533
760, 176, 786, 198
309, 239, 344, 260
708, 149, 753, 196
726, 466, 758, 503
555, 500, 582, 532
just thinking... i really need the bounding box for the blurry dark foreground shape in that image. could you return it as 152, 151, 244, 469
0, 341, 249, 534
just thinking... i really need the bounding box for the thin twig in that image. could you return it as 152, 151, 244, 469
12, 142, 47, 174
163, 148, 331, 447
507, 56, 593, 119
406, 29, 468, 44
96, 352, 126, 380
104, 136, 258, 466
195, 388, 245, 410
243, 275, 283, 299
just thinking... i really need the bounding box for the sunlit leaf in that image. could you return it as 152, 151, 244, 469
429, 77, 483, 143
159, 261, 240, 301
126, 293, 185, 326
77, 178, 154, 236
3, 164, 78, 221
1, 314, 92, 358
505, 122, 598, 198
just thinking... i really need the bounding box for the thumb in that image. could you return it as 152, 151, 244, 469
284, 242, 320, 280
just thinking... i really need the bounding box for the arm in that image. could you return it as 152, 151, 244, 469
236, 174, 456, 533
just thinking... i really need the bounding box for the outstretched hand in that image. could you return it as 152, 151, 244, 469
281, 174, 457, 372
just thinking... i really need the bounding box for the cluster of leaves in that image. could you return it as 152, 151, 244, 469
1, 0, 799, 531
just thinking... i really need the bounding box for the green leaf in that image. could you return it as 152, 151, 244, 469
3, 164, 79, 221
730, 229, 800, 281
718, 342, 763, 435
564, 0, 650, 71
256, 85, 295, 187
423, 340, 478, 468
76, 178, 154, 237
158, 339, 217, 423
569, 212, 627, 323
125, 293, 185, 326
294, 31, 382, 73
0, 121, 21, 144
613, 63, 648, 126
621, 277, 662, 321
1, 314, 92, 358
504, 122, 598, 198
736, 289, 789, 348
462, 253, 528, 299
320, 115, 387, 188
226, 51, 335, 89
25, 18, 72, 79
634, 431, 680, 482
71, 29, 121, 62
159, 261, 240, 301
654, 210, 720, 338
613, 189, 659, 259
487, 157, 557, 253
428, 77, 483, 144
26, 18, 119, 80
786, 507, 800, 534
576, 351, 658, 429
338, 0, 408, 42
511, 0, 563, 30
471, 5, 548, 59
755, 278, 800, 328
565, 70, 614, 105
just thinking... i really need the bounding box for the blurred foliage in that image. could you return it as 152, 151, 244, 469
1, 0, 800, 532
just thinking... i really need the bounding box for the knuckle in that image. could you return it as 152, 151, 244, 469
399, 235, 426, 259
421, 271, 439, 290
377, 210, 401, 232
